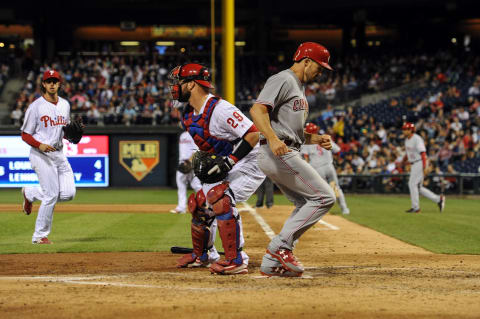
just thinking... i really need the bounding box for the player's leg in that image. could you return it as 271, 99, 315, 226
206, 155, 265, 275
408, 163, 422, 211
265, 177, 274, 208
172, 171, 188, 213
258, 148, 335, 273
176, 190, 219, 267
190, 175, 203, 193
29, 151, 60, 243
255, 180, 266, 207
57, 156, 75, 202
327, 165, 349, 214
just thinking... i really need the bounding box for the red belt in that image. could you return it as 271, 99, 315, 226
259, 139, 301, 149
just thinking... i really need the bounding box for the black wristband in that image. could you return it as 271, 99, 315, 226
230, 139, 253, 163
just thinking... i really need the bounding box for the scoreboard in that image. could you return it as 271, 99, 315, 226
0, 136, 109, 187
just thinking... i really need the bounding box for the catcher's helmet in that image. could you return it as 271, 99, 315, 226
402, 122, 415, 131
168, 63, 213, 100
305, 122, 319, 134
293, 42, 333, 71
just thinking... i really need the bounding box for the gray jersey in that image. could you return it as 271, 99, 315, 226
256, 69, 308, 145
405, 133, 426, 163
300, 142, 340, 167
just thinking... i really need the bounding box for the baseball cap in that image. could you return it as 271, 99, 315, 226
43, 70, 61, 82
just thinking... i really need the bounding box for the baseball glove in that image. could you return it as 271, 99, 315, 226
63, 119, 84, 144
178, 160, 192, 174
191, 151, 234, 184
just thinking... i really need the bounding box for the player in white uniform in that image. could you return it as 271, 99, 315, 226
301, 123, 350, 215
402, 122, 445, 213
168, 63, 265, 275
20, 70, 76, 244
170, 131, 202, 214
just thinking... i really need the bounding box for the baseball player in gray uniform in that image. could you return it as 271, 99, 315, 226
250, 42, 336, 277
301, 122, 350, 215
402, 122, 445, 213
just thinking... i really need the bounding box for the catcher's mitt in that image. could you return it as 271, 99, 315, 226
192, 151, 234, 184
63, 119, 84, 144
177, 160, 192, 174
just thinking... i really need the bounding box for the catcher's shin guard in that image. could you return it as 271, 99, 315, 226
186, 190, 211, 262
207, 183, 242, 264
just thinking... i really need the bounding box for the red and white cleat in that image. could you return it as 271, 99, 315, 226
32, 237, 52, 244
266, 248, 304, 273
209, 260, 248, 275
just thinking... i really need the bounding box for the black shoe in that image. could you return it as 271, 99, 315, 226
405, 208, 421, 213
438, 195, 445, 212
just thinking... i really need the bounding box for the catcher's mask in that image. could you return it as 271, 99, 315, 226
168, 63, 214, 102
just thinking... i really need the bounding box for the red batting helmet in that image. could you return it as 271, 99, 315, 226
293, 42, 333, 71
305, 122, 319, 134
402, 122, 415, 131
43, 69, 61, 82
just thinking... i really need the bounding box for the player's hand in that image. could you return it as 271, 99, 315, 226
39, 143, 56, 153
268, 136, 291, 156
318, 135, 332, 150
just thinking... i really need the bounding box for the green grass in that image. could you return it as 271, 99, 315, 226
1, 188, 479, 255
0, 212, 192, 254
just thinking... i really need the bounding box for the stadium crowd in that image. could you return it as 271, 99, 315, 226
8, 49, 480, 179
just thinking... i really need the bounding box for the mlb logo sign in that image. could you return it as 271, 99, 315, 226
119, 141, 159, 181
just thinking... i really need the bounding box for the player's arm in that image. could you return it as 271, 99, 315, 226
21, 132, 56, 152
304, 132, 332, 150
250, 103, 290, 156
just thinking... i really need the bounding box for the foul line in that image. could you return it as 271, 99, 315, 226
317, 220, 340, 231
239, 203, 339, 237
239, 203, 275, 240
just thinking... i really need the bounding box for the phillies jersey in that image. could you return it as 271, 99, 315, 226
21, 96, 70, 150
195, 94, 253, 141
255, 69, 308, 146
178, 131, 199, 163
301, 141, 340, 167
405, 133, 426, 163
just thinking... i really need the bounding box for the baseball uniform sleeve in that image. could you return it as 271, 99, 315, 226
416, 135, 426, 153
331, 142, 341, 154
256, 73, 291, 110
20, 104, 37, 135
209, 101, 254, 140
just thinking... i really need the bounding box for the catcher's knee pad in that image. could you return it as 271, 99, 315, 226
206, 183, 232, 215
191, 218, 211, 262
206, 183, 242, 264
188, 190, 207, 219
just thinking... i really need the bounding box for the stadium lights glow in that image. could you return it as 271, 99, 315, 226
120, 41, 140, 46
155, 41, 175, 46
235, 41, 246, 46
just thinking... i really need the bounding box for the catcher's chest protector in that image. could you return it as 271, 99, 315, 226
183, 97, 234, 156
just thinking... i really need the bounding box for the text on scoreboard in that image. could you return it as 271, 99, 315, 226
0, 136, 109, 187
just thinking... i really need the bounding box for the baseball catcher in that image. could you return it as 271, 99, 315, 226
63, 118, 84, 144
169, 63, 266, 275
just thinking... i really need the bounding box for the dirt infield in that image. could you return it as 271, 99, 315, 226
1, 204, 480, 319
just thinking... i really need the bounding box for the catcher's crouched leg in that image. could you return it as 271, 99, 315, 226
176, 191, 213, 268
206, 183, 247, 275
